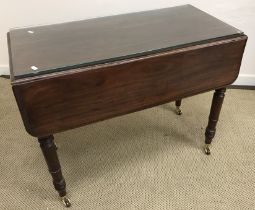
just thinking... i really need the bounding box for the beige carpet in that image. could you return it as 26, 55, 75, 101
0, 77, 255, 210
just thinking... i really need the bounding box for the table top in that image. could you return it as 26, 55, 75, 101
8, 4, 243, 79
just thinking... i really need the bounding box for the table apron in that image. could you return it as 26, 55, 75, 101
12, 36, 247, 137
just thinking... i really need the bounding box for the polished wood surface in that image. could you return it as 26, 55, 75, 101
38, 135, 67, 197
12, 36, 247, 137
8, 4, 242, 79
8, 5, 248, 206
205, 88, 226, 145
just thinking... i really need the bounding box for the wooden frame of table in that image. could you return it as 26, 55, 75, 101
7, 5, 247, 207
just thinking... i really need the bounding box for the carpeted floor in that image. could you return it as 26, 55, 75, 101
0, 77, 255, 210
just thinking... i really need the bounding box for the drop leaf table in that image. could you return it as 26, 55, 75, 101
7, 5, 247, 207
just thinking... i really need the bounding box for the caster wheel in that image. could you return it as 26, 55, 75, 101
61, 197, 71, 207
204, 144, 211, 155
176, 106, 182, 115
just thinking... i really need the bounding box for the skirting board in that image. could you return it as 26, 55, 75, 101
0, 65, 10, 76
0, 65, 254, 86
233, 74, 255, 86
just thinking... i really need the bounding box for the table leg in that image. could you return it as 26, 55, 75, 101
175, 99, 182, 115
38, 135, 71, 207
204, 88, 226, 155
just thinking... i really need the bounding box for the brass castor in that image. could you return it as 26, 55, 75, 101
61, 196, 71, 207
176, 106, 182, 115
204, 144, 211, 155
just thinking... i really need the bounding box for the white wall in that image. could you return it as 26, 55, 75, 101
1, 0, 254, 85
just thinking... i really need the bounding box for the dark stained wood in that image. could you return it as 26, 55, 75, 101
38, 135, 67, 198
175, 100, 182, 107
8, 4, 243, 79
205, 88, 226, 144
12, 36, 247, 137
7, 5, 248, 205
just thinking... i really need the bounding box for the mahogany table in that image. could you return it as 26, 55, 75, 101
7, 5, 247, 207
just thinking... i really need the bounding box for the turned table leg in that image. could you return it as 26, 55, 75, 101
38, 135, 71, 207
204, 88, 226, 155
175, 99, 182, 115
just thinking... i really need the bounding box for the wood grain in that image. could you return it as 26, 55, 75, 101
12, 36, 247, 137
8, 5, 242, 79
